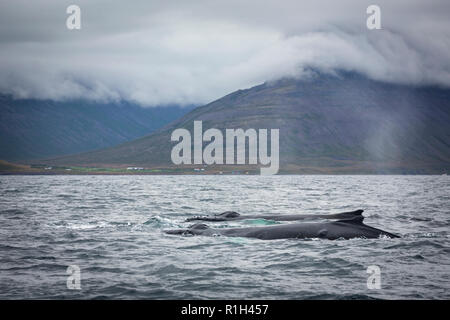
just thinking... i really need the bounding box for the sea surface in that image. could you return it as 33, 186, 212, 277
0, 175, 449, 299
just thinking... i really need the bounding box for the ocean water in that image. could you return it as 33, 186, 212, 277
0, 175, 448, 299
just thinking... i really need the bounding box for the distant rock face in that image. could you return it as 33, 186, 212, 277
43, 72, 450, 173
0, 96, 193, 160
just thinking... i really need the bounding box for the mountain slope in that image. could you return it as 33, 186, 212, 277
43, 73, 450, 173
0, 96, 193, 160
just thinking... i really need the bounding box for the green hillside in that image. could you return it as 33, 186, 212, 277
0, 96, 193, 160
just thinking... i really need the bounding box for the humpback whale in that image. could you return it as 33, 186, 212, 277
166, 215, 400, 240
186, 209, 365, 222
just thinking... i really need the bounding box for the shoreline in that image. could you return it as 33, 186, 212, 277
1, 161, 447, 175
1, 171, 447, 176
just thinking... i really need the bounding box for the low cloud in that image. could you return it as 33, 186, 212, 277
0, 0, 449, 106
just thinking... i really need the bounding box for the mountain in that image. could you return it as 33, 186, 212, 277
41, 72, 450, 174
0, 95, 194, 160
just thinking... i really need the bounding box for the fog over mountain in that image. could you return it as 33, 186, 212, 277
44, 73, 450, 174
0, 0, 449, 106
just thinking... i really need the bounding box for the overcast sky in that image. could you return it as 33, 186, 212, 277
0, 0, 449, 106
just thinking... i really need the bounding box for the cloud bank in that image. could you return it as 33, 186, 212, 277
0, 0, 449, 106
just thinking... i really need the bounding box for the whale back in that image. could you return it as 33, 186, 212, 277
332, 215, 400, 238
189, 223, 210, 230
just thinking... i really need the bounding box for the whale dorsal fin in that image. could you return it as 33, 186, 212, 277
336, 215, 365, 224
331, 209, 364, 220
216, 211, 240, 218
339, 209, 364, 216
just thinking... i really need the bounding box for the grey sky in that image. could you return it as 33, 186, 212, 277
0, 0, 449, 106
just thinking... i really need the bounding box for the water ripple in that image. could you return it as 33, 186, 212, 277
0, 175, 448, 299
